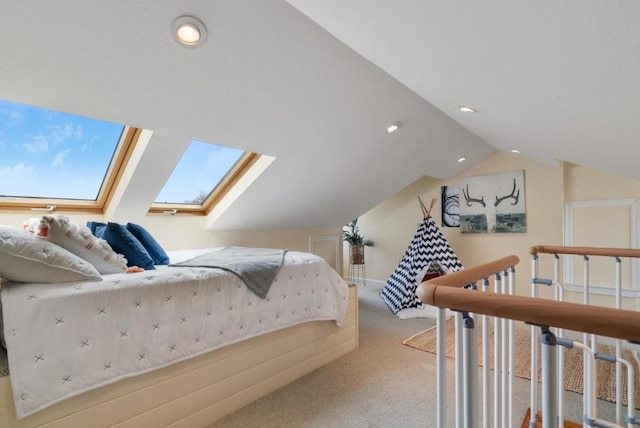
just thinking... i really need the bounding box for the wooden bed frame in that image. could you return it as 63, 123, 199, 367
0, 284, 358, 427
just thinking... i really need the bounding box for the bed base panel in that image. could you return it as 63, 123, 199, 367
168, 339, 356, 428
0, 285, 357, 427
116, 327, 356, 428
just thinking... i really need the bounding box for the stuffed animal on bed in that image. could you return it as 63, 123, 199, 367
21, 215, 131, 274
21, 217, 41, 234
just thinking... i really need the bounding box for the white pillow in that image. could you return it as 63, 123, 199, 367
38, 215, 127, 274
21, 217, 41, 234
0, 225, 101, 283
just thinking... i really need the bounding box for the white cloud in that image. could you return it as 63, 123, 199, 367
80, 135, 99, 152
8, 109, 23, 126
0, 162, 40, 197
49, 122, 82, 144
51, 148, 71, 168
20, 121, 83, 155
23, 133, 50, 154
0, 162, 36, 181
73, 124, 82, 139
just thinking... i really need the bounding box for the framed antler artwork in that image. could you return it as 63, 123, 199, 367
457, 170, 526, 233
441, 185, 460, 228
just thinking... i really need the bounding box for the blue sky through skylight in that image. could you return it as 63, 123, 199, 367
0, 99, 124, 200
155, 140, 244, 204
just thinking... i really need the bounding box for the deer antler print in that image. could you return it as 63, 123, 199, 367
463, 184, 486, 207
494, 178, 520, 206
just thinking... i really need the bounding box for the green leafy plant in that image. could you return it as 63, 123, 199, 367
343, 218, 374, 246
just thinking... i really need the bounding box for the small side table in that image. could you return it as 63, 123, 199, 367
348, 263, 366, 287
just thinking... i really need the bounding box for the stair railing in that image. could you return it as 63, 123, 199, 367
530, 245, 640, 427
417, 255, 640, 428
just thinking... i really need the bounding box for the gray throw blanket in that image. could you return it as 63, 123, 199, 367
170, 247, 288, 299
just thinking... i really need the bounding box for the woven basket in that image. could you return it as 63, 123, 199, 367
349, 245, 365, 265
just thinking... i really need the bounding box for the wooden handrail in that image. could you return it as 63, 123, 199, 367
530, 245, 640, 259
420, 255, 519, 290
416, 256, 640, 343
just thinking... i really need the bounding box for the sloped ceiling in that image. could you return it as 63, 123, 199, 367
287, 0, 640, 178
8, 2, 634, 230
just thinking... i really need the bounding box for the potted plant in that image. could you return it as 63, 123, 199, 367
343, 218, 374, 265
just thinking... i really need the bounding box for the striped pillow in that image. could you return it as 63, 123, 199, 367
38, 215, 127, 275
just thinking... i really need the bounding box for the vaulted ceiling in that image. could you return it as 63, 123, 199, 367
1, 1, 636, 229
287, 1, 640, 177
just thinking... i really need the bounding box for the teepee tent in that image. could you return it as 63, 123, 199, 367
380, 198, 463, 317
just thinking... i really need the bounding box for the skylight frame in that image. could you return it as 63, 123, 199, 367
149, 152, 261, 216
0, 126, 141, 213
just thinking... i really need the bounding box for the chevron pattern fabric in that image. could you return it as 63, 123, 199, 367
380, 216, 463, 314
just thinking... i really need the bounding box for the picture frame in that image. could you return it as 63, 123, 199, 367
457, 170, 526, 233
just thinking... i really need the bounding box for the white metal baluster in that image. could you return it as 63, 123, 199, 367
574, 342, 597, 426
436, 307, 447, 428
592, 352, 634, 428
615, 256, 623, 425
583, 255, 591, 416
455, 312, 463, 428
501, 270, 508, 427
530, 254, 539, 428
508, 267, 515, 428
482, 278, 490, 428
541, 327, 558, 428
463, 313, 478, 428
553, 254, 564, 428
589, 333, 599, 424
619, 357, 635, 428
494, 273, 502, 428
553, 282, 565, 428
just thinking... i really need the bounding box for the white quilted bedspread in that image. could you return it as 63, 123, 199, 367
1, 249, 349, 419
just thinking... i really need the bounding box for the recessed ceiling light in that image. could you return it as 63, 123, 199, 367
171, 16, 207, 48
386, 121, 401, 134
458, 105, 477, 113
511, 149, 522, 154
178, 24, 200, 44
457, 156, 467, 163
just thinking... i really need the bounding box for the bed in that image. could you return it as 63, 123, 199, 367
0, 244, 358, 427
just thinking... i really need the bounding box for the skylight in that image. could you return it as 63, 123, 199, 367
153, 140, 257, 214
0, 98, 127, 202
0, 99, 259, 216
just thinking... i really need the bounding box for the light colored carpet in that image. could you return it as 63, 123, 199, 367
210, 286, 441, 427
210, 286, 618, 427
403, 317, 640, 409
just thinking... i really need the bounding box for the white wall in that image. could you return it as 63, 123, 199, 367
0, 212, 343, 272
5, 153, 640, 289
138, 215, 342, 270
353, 152, 564, 297
354, 153, 640, 311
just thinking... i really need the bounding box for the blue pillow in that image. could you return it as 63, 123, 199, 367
87, 221, 106, 236
89, 222, 155, 270
126, 222, 170, 265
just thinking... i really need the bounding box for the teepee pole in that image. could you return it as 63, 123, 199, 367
418, 196, 428, 218
417, 196, 437, 218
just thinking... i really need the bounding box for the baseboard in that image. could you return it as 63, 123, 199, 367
343, 278, 386, 290
346, 279, 451, 319
396, 306, 454, 320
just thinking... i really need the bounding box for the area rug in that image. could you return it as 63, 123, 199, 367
404, 317, 640, 409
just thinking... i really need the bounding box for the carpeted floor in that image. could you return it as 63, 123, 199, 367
403, 317, 640, 409
210, 286, 619, 427
210, 285, 440, 427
